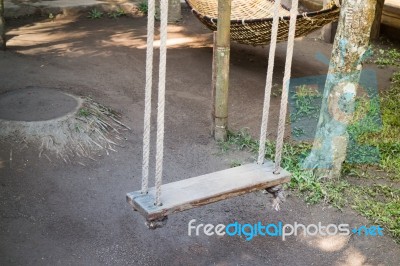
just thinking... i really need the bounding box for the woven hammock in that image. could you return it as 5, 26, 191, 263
185, 0, 340, 46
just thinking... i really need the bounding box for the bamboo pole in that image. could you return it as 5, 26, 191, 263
213, 0, 231, 141
211, 31, 217, 135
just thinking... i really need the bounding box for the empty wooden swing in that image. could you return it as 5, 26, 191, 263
127, 0, 304, 228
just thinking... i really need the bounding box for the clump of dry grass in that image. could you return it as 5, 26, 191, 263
0, 97, 129, 162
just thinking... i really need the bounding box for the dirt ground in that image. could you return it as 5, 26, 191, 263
0, 6, 399, 266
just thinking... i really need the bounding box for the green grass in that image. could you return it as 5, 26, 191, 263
230, 160, 242, 168
356, 72, 400, 178
292, 127, 305, 137
219, 130, 344, 205
290, 85, 321, 123
220, 128, 399, 242
138, 1, 148, 14
78, 108, 91, 117
350, 185, 400, 240
108, 8, 126, 19
217, 46, 400, 242
375, 48, 400, 67
87, 8, 103, 19
349, 47, 400, 240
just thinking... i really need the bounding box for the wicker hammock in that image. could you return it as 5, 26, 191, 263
185, 0, 340, 46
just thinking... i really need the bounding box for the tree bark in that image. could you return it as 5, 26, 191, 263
303, 0, 377, 179
0, 0, 5, 50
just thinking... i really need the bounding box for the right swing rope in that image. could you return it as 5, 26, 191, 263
258, 0, 299, 174
154, 0, 169, 206
274, 0, 299, 174
257, 0, 282, 165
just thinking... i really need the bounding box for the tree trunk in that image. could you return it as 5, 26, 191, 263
0, 0, 5, 50
303, 0, 377, 179
155, 0, 181, 22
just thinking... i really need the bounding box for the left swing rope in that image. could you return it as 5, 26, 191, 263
141, 0, 169, 207
141, 0, 156, 194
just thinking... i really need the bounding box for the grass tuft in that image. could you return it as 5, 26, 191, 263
87, 8, 103, 19
108, 8, 126, 19
138, 1, 149, 14
0, 97, 129, 162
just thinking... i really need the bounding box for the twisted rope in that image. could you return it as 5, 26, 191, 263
141, 0, 156, 194
274, 0, 299, 174
155, 0, 169, 206
257, 0, 282, 165
266, 185, 285, 211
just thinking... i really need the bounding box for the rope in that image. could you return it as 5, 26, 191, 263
257, 0, 282, 165
266, 184, 285, 211
274, 0, 299, 174
141, 0, 156, 194
155, 0, 169, 206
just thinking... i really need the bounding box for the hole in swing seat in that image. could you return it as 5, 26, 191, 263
126, 161, 290, 221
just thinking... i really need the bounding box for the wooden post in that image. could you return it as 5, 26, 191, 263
370, 0, 385, 40
168, 0, 181, 22
320, 0, 338, 43
155, 0, 182, 22
0, 0, 5, 50
211, 31, 217, 135
213, 0, 231, 141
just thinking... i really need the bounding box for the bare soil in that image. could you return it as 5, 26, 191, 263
0, 87, 79, 121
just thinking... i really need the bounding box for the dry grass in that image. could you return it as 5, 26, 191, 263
0, 97, 129, 162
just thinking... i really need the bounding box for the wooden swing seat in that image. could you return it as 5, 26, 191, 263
126, 161, 290, 222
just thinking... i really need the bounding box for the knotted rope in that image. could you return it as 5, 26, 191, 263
274, 0, 299, 174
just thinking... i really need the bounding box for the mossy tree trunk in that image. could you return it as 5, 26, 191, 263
303, 0, 377, 179
0, 0, 5, 50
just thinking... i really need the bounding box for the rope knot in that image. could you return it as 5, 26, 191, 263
265, 184, 286, 211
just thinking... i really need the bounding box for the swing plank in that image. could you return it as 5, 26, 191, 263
126, 161, 290, 221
